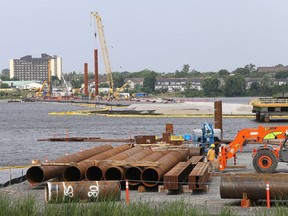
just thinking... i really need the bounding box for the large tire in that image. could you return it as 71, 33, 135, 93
253, 149, 278, 173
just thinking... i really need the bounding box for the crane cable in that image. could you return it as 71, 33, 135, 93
90, 14, 98, 48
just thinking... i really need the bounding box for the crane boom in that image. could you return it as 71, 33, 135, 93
61, 75, 71, 92
91, 12, 114, 96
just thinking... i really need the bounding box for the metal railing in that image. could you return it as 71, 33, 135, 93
250, 98, 288, 105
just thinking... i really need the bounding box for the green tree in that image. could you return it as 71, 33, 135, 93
233, 67, 250, 77
247, 82, 260, 96
218, 69, 230, 78
128, 69, 160, 78
1, 69, 10, 80
0, 83, 10, 88
223, 75, 246, 96
272, 83, 288, 96
142, 72, 157, 93
175, 64, 190, 78
202, 78, 221, 97
190, 70, 201, 77
1, 69, 9, 75
259, 75, 273, 96
275, 71, 288, 79
112, 72, 125, 88
244, 64, 256, 73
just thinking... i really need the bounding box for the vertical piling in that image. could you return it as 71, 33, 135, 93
166, 124, 174, 134
84, 63, 88, 96
214, 100, 223, 140
94, 49, 99, 96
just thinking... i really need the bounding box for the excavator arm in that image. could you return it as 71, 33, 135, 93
35, 81, 47, 97
218, 125, 288, 171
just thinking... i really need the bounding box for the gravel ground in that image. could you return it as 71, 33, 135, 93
1, 150, 287, 215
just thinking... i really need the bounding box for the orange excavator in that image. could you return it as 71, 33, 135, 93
218, 125, 288, 173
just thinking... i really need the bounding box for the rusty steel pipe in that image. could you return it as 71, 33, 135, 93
125, 166, 143, 186
26, 144, 112, 184
86, 146, 143, 181
125, 151, 167, 186
141, 150, 189, 187
105, 148, 153, 181
123, 148, 154, 163
105, 166, 125, 180
84, 63, 88, 96
220, 173, 288, 200
45, 180, 121, 203
94, 49, 99, 96
63, 144, 130, 181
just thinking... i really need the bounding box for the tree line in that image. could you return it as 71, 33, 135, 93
2, 63, 288, 97
63, 63, 288, 97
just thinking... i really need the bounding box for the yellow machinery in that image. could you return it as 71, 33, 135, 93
114, 81, 131, 99
91, 12, 114, 99
35, 59, 52, 98
46, 59, 52, 97
35, 81, 47, 97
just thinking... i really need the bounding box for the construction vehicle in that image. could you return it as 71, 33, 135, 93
91, 12, 114, 99
35, 81, 47, 97
61, 76, 72, 93
252, 136, 288, 173
114, 81, 131, 100
200, 122, 215, 147
218, 125, 288, 172
192, 122, 222, 153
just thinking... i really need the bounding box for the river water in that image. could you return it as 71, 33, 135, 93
0, 98, 287, 166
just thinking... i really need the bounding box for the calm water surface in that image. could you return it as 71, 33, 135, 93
0, 99, 286, 166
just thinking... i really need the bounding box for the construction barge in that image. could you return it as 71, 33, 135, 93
251, 96, 288, 122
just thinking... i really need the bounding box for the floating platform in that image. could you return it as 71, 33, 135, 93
251, 97, 288, 122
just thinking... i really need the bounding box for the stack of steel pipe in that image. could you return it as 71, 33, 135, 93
26, 144, 112, 184
45, 180, 121, 203
188, 161, 209, 190
124, 151, 168, 186
164, 162, 189, 190
141, 149, 189, 187
164, 155, 203, 190
104, 148, 153, 180
85, 146, 143, 181
220, 173, 288, 200
63, 144, 131, 181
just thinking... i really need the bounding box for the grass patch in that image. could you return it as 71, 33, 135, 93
0, 194, 38, 216
1, 194, 288, 216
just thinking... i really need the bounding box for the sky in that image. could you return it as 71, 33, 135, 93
1, 0, 288, 74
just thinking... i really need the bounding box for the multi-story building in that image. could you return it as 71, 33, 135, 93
9, 53, 62, 81
155, 77, 204, 92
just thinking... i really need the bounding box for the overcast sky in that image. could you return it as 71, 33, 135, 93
1, 0, 288, 74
